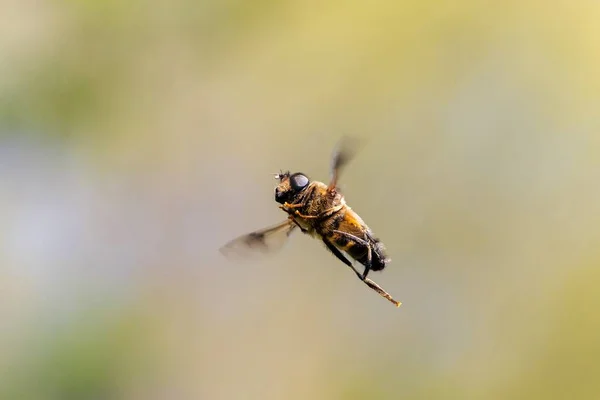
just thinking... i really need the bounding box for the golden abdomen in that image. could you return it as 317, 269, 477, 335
324, 207, 388, 271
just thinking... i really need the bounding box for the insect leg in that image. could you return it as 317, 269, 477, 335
288, 216, 308, 233
293, 210, 320, 219
281, 202, 304, 209
279, 201, 320, 219
332, 230, 372, 279
331, 230, 401, 307
331, 230, 369, 246
363, 241, 372, 280
362, 278, 402, 307
322, 239, 364, 279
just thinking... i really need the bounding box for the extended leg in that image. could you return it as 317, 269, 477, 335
326, 235, 401, 308
332, 230, 372, 279
362, 278, 402, 307
322, 239, 363, 279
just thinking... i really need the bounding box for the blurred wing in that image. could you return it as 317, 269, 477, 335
219, 220, 297, 260
329, 136, 361, 191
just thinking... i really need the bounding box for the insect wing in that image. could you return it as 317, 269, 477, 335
219, 220, 297, 260
329, 136, 361, 190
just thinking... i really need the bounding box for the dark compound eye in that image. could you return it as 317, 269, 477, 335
289, 173, 309, 191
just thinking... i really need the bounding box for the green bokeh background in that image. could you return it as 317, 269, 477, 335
1, 1, 599, 399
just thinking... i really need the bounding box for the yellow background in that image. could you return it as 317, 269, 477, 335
1, 1, 599, 399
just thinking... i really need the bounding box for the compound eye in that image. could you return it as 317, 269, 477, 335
290, 173, 309, 191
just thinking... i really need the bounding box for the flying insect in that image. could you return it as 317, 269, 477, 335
219, 138, 400, 307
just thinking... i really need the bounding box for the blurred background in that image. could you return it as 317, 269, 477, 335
1, 1, 599, 399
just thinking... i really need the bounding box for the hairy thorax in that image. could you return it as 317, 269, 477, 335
288, 181, 346, 238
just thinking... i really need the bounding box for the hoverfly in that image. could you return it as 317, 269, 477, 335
219, 138, 400, 307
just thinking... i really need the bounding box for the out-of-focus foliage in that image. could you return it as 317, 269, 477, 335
1, 0, 599, 399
